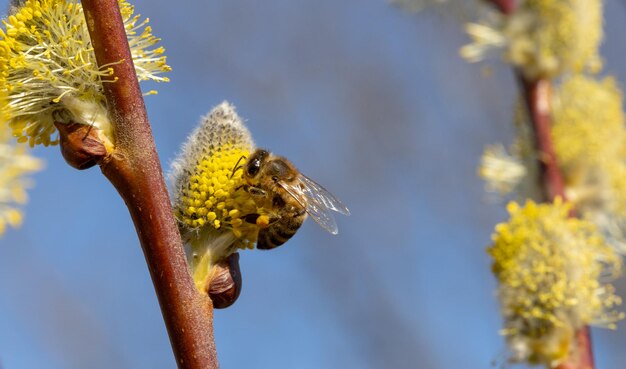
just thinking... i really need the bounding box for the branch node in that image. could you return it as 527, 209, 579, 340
54, 122, 110, 170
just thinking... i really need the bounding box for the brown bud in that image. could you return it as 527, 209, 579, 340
54, 122, 109, 170
208, 253, 242, 309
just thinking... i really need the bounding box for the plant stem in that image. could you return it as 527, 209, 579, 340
487, 0, 516, 14
554, 328, 595, 369
484, 1, 595, 368
80, 1, 219, 368
520, 79, 566, 202
519, 54, 595, 369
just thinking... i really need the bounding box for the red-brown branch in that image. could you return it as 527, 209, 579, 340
486, 0, 516, 14
80, 1, 219, 368
521, 79, 593, 369
484, 1, 595, 368
555, 328, 595, 369
520, 79, 566, 201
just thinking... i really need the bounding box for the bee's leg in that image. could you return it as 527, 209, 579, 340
242, 213, 280, 227
242, 213, 260, 224
247, 186, 267, 197
235, 184, 267, 197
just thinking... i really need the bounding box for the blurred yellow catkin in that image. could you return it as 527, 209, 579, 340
0, 92, 42, 235
0, 0, 170, 147
461, 0, 602, 78
489, 199, 623, 367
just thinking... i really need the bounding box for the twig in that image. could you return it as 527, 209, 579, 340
521, 79, 594, 369
80, 1, 219, 368
520, 78, 566, 202
483, 1, 595, 368
486, 0, 516, 14
553, 328, 594, 369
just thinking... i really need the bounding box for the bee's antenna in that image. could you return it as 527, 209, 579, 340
229, 155, 247, 179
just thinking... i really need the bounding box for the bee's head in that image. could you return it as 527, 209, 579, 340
244, 149, 298, 183
244, 149, 270, 179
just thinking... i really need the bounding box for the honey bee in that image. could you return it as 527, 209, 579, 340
237, 148, 350, 250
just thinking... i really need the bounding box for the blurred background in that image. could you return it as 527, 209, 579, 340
2, 1, 626, 368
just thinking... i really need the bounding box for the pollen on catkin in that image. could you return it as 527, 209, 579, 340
461, 0, 603, 79
0, 0, 171, 147
552, 76, 624, 169
489, 199, 623, 367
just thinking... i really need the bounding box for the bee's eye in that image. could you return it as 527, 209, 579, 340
267, 160, 289, 178
247, 159, 261, 177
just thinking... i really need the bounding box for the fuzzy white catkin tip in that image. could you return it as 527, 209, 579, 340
169, 101, 255, 198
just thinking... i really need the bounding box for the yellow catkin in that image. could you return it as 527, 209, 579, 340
170, 102, 272, 292
551, 75, 626, 251
0, 0, 170, 147
489, 199, 623, 366
552, 76, 624, 169
0, 91, 43, 236
461, 0, 602, 78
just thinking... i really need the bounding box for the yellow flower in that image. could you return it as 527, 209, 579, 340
0, 93, 43, 235
461, 0, 602, 78
552, 76, 623, 169
0, 0, 171, 147
489, 199, 623, 366
170, 102, 268, 292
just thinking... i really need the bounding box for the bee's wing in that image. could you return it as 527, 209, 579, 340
278, 174, 349, 235
299, 174, 350, 216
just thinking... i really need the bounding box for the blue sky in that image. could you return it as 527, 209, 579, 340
2, 1, 626, 368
